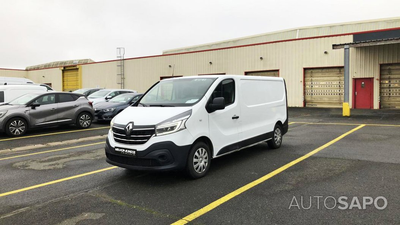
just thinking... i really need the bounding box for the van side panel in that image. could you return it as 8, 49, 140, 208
239, 78, 287, 143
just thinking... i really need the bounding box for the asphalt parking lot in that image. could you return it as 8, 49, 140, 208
0, 108, 399, 225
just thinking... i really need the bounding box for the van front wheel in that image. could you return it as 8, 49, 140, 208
267, 124, 283, 149
187, 142, 211, 179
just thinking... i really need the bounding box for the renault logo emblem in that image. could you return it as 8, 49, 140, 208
125, 122, 134, 136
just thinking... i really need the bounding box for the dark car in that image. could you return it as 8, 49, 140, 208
73, 88, 102, 97
0, 92, 94, 137
94, 93, 142, 121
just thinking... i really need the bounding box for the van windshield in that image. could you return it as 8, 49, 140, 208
139, 78, 216, 107
9, 93, 41, 105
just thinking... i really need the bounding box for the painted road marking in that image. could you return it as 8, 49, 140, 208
0, 166, 117, 198
0, 126, 109, 142
171, 124, 366, 225
0, 142, 105, 161
291, 122, 400, 127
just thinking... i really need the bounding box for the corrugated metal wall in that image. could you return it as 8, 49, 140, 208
351, 44, 400, 109
80, 35, 351, 107
164, 17, 400, 54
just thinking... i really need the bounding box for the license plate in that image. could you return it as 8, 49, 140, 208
115, 147, 137, 156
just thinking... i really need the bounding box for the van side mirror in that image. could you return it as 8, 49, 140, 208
105, 96, 112, 100
30, 102, 40, 109
207, 97, 225, 113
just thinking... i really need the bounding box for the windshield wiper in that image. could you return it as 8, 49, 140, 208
138, 103, 148, 107
149, 104, 175, 107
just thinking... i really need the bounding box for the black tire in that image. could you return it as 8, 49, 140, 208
76, 112, 92, 128
5, 117, 28, 137
267, 124, 283, 149
186, 141, 211, 179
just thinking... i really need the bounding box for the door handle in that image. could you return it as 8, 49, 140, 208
51, 108, 56, 110
232, 115, 239, 120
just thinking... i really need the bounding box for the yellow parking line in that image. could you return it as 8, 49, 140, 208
0, 142, 105, 161
0, 126, 109, 142
292, 122, 400, 127
171, 124, 366, 225
0, 166, 117, 197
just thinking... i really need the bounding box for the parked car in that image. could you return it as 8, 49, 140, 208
73, 88, 102, 97
105, 75, 288, 178
88, 89, 136, 106
0, 92, 94, 137
94, 93, 143, 121
0, 85, 48, 104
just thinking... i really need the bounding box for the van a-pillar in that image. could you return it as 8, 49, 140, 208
343, 45, 351, 116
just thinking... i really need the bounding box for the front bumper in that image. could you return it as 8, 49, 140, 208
105, 138, 191, 171
95, 111, 116, 121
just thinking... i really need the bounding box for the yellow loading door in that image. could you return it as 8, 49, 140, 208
245, 70, 279, 77
305, 67, 344, 108
380, 64, 400, 109
62, 67, 80, 92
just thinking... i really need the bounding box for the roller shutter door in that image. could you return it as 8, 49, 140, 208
380, 64, 400, 109
305, 67, 344, 108
62, 67, 80, 92
245, 70, 279, 77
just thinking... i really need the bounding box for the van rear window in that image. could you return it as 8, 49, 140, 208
0, 91, 4, 102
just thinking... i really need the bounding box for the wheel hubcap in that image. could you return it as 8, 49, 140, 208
9, 120, 26, 135
193, 147, 209, 174
79, 114, 91, 127
274, 128, 282, 145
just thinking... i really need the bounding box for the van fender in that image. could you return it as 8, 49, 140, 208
191, 136, 214, 159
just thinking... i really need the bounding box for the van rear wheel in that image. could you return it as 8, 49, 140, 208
267, 124, 283, 149
187, 141, 211, 179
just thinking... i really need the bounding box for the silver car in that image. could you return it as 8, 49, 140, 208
0, 92, 94, 137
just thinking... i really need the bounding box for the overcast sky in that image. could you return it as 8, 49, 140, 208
1, 0, 399, 69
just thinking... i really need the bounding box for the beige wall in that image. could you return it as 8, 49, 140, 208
27, 68, 62, 91
91, 35, 351, 107
0, 69, 27, 78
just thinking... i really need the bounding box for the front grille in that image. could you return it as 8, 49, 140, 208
106, 153, 160, 167
112, 123, 155, 144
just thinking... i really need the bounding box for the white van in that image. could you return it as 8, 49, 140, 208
0, 77, 35, 85
105, 75, 288, 178
0, 85, 48, 103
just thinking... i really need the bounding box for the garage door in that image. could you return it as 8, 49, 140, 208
62, 67, 80, 92
380, 64, 400, 109
245, 70, 279, 77
305, 67, 344, 108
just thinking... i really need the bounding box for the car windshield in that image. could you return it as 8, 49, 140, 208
139, 78, 216, 107
89, 90, 110, 98
73, 89, 88, 94
110, 94, 134, 103
9, 93, 41, 105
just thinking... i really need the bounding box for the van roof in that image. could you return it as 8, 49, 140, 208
160, 75, 284, 81
0, 85, 47, 90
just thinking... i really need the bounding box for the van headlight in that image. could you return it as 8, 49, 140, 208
155, 110, 192, 136
156, 118, 188, 136
0, 111, 7, 118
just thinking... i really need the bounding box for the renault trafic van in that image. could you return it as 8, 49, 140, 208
105, 75, 288, 178
0, 85, 47, 103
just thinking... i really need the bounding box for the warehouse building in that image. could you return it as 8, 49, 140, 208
1, 17, 400, 109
